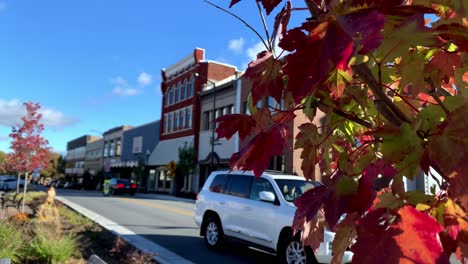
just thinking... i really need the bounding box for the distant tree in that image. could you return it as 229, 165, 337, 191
175, 144, 196, 193
41, 151, 61, 178
7, 102, 50, 212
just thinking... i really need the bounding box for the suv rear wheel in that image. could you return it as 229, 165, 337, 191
280, 235, 317, 264
203, 217, 223, 249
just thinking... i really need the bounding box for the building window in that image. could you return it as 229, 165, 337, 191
181, 80, 186, 100
116, 139, 121, 156
181, 109, 186, 129
165, 92, 169, 106
184, 79, 189, 99
171, 85, 176, 104
103, 142, 108, 157
189, 77, 194, 97
168, 113, 172, 132
203, 111, 210, 131
188, 107, 193, 128
109, 140, 115, 157
175, 111, 179, 131
133, 136, 142, 153
164, 115, 168, 134
175, 84, 179, 103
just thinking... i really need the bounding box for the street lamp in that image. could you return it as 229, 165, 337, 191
194, 73, 218, 172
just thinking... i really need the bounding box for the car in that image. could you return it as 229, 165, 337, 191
64, 181, 79, 189
54, 180, 66, 188
0, 176, 25, 191
104, 178, 137, 195
194, 170, 354, 264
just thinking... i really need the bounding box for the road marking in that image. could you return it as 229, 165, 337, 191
118, 197, 193, 217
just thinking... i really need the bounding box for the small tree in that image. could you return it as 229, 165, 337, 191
175, 144, 196, 193
213, 0, 467, 263
7, 102, 50, 212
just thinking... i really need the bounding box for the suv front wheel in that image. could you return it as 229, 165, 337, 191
203, 217, 223, 249
280, 235, 317, 264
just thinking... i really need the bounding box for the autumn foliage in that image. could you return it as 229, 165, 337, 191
215, 0, 467, 263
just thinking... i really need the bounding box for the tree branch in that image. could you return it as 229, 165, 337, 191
425, 77, 450, 115
256, 1, 273, 52
204, 1, 270, 51
352, 63, 410, 126
318, 101, 373, 129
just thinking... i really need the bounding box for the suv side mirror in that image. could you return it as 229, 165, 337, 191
259, 191, 275, 203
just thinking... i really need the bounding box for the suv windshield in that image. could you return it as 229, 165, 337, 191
274, 179, 315, 202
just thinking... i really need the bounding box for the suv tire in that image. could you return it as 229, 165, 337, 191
279, 234, 317, 264
203, 217, 223, 249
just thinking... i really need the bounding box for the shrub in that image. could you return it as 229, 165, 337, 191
0, 221, 23, 262
6, 191, 46, 204
27, 224, 77, 264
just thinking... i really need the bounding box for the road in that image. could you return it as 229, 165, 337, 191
55, 188, 277, 264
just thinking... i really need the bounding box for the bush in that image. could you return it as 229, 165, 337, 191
27, 224, 77, 264
0, 221, 23, 262
6, 191, 46, 204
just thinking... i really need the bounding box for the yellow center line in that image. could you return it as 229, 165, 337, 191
118, 198, 193, 217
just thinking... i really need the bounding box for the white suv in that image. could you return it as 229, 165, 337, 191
194, 170, 353, 264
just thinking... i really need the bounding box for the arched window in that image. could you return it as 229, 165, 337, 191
165, 91, 170, 106
177, 82, 182, 102
181, 79, 187, 100
171, 85, 176, 104
189, 76, 195, 97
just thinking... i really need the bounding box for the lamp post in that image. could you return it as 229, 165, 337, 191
205, 79, 217, 172
194, 73, 218, 173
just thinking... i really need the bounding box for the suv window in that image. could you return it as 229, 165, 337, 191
226, 175, 251, 198
250, 178, 275, 201
209, 174, 229, 193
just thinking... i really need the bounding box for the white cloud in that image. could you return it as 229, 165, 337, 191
0, 99, 79, 130
242, 40, 287, 70
228, 37, 245, 54
111, 76, 128, 86
137, 72, 152, 86
112, 87, 138, 96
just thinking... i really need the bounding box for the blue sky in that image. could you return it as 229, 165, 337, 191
0, 0, 306, 154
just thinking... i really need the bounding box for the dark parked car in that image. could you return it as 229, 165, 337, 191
64, 181, 79, 189
106, 178, 137, 195
54, 180, 66, 188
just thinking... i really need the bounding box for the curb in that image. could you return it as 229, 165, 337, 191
56, 196, 194, 264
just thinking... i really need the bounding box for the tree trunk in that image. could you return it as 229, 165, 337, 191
21, 172, 28, 213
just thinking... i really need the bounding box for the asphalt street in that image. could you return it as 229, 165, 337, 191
55, 188, 277, 264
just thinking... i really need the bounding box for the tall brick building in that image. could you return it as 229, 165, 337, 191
148, 48, 237, 194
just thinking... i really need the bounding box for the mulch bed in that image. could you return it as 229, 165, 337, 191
1, 192, 157, 264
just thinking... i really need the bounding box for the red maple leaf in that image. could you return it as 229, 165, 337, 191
258, 0, 283, 15
271, 1, 291, 46
429, 104, 468, 210
229, 0, 241, 8
244, 51, 284, 104
292, 185, 328, 249
352, 206, 448, 264
214, 114, 256, 141
229, 124, 288, 177
348, 160, 397, 214
281, 10, 385, 103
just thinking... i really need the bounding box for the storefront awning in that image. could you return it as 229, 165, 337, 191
148, 135, 194, 166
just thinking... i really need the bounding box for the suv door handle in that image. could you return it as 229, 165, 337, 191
245, 206, 252, 211
219, 201, 226, 205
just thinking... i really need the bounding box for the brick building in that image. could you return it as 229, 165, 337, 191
148, 48, 237, 194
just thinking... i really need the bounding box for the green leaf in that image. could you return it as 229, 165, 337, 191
374, 192, 404, 209
406, 190, 435, 206
336, 176, 358, 196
